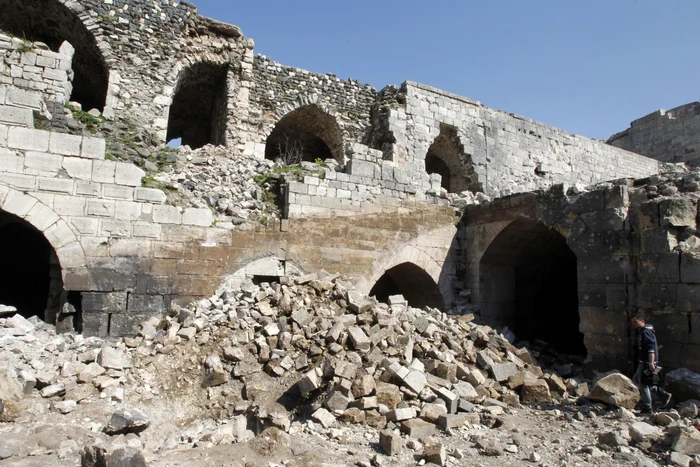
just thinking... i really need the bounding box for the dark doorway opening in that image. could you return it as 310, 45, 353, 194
265, 105, 343, 164
479, 218, 584, 356
425, 124, 482, 194
167, 62, 229, 149
370, 262, 444, 311
0, 0, 109, 111
0, 210, 63, 322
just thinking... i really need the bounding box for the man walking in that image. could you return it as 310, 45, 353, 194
631, 316, 672, 413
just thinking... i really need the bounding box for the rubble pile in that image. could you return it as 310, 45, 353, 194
147, 145, 279, 225
1, 277, 700, 465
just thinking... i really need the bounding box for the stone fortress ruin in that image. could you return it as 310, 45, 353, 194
0, 0, 699, 379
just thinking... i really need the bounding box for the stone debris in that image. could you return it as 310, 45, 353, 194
0, 278, 700, 465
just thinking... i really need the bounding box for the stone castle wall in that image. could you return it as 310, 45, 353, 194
608, 102, 700, 167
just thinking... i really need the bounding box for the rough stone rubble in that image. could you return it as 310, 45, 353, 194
1, 276, 700, 466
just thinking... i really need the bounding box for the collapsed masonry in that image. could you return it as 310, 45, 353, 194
2, 278, 700, 465
0, 0, 698, 380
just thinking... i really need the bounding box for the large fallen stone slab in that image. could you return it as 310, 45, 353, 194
588, 372, 639, 409
106, 407, 150, 435
665, 368, 700, 403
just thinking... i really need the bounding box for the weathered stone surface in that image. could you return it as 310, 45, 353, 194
106, 407, 150, 435
379, 429, 402, 456
203, 355, 228, 387
401, 418, 436, 438
520, 379, 552, 404
665, 368, 700, 403
629, 422, 663, 444
588, 372, 640, 409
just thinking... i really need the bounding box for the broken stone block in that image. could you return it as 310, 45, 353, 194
353, 396, 378, 410
203, 355, 228, 387
311, 408, 336, 428
386, 407, 416, 422
402, 370, 427, 394
467, 369, 486, 387
438, 413, 470, 430
376, 382, 401, 409
420, 403, 448, 423
325, 391, 350, 411
588, 372, 639, 409
365, 409, 387, 429
52, 400, 77, 414
299, 368, 322, 397
379, 429, 402, 456
520, 379, 552, 404
40, 383, 66, 398
629, 422, 663, 444
544, 373, 567, 394
401, 418, 436, 438
223, 346, 245, 362
78, 363, 106, 384
97, 347, 131, 370
106, 407, 150, 435
435, 387, 459, 413
423, 442, 446, 466
347, 326, 371, 352
339, 408, 366, 424
671, 426, 700, 456
352, 375, 376, 398
452, 381, 479, 401
18, 370, 36, 394
665, 368, 700, 403
490, 362, 518, 382
347, 290, 374, 313
435, 362, 457, 382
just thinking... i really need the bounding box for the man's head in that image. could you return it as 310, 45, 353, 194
631, 316, 645, 329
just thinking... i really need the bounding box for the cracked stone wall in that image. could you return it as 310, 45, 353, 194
608, 101, 700, 167
463, 175, 700, 373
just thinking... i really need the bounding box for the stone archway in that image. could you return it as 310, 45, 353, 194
370, 262, 445, 310
365, 244, 453, 311
0, 186, 87, 278
425, 123, 482, 194
0, 0, 112, 111
479, 217, 584, 355
265, 104, 344, 164
167, 62, 230, 149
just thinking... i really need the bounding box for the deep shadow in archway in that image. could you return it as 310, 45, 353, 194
370, 262, 445, 311
0, 210, 63, 323
265, 105, 343, 164
425, 124, 482, 194
0, 0, 109, 111
167, 62, 229, 149
480, 218, 584, 356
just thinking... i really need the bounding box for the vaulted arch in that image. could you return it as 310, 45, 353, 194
265, 104, 344, 164
0, 0, 111, 111
479, 217, 584, 355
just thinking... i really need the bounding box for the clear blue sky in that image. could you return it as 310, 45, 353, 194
189, 0, 699, 140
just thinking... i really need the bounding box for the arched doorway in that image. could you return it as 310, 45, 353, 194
167, 62, 229, 149
370, 262, 445, 310
0, 0, 110, 111
425, 124, 482, 194
0, 210, 64, 323
479, 218, 584, 355
265, 105, 343, 164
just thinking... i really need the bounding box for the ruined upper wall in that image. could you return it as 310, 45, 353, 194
394, 82, 660, 198
608, 101, 700, 167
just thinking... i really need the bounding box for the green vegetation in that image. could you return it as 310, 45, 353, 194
65, 103, 104, 130
141, 175, 175, 193
258, 215, 269, 225
16, 44, 32, 54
